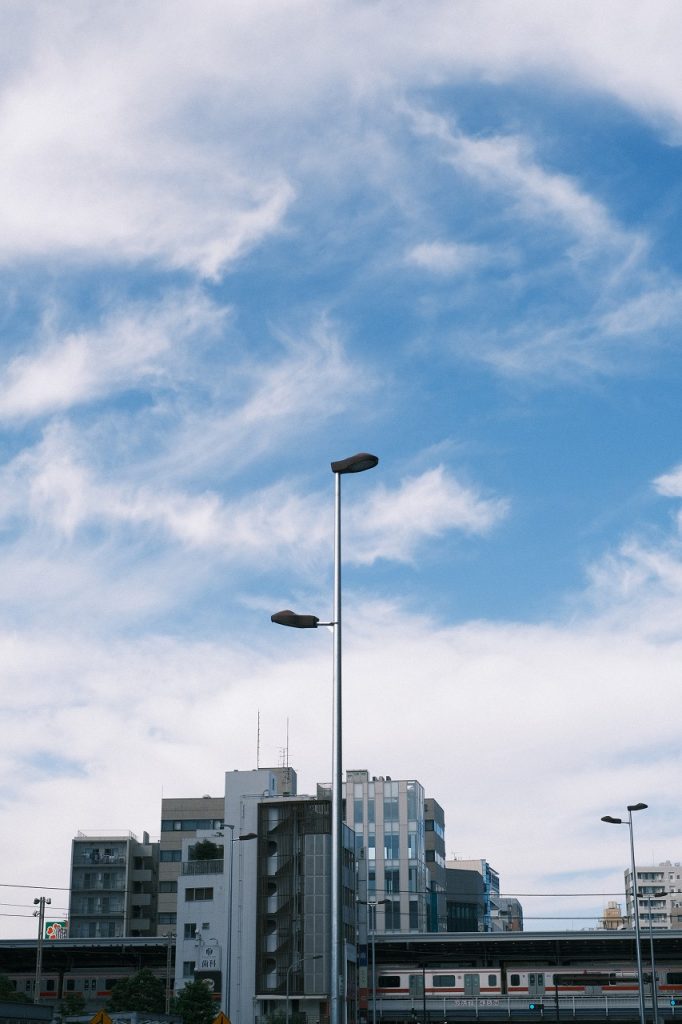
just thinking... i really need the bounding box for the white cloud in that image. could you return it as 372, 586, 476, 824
405, 241, 490, 275
405, 104, 641, 260
1, 2, 681, 277
653, 464, 682, 499
348, 466, 509, 564
0, 291, 228, 421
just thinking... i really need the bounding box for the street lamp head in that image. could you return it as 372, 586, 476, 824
271, 609, 320, 629
331, 452, 379, 475
627, 803, 648, 813
238, 832, 257, 841
601, 815, 623, 824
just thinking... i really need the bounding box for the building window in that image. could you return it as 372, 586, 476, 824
185, 887, 214, 902
385, 899, 401, 930
384, 796, 399, 823
354, 799, 363, 825
162, 818, 223, 832
158, 913, 177, 925
409, 899, 419, 929
385, 869, 400, 894
384, 834, 399, 860
368, 836, 375, 860
160, 850, 182, 862
159, 881, 178, 893
184, 923, 197, 939
367, 798, 375, 824
183, 962, 196, 978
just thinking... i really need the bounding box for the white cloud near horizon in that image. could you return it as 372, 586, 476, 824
3, 501, 682, 935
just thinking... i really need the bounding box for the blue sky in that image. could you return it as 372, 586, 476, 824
2, 1, 682, 936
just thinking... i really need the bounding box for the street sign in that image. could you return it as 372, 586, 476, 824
89, 1012, 113, 1024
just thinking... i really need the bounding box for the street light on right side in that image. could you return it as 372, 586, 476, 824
601, 802, 648, 1024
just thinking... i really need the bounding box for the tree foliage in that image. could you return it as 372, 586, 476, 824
190, 840, 223, 862
107, 968, 166, 1012
173, 979, 216, 1024
0, 974, 30, 1003
62, 991, 87, 1016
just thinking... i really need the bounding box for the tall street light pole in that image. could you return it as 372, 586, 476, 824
357, 898, 387, 1024
272, 451, 379, 1024
645, 890, 666, 1024
601, 802, 648, 1024
32, 896, 51, 1004
224, 828, 257, 1022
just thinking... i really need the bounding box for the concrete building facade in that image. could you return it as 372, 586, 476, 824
340, 770, 428, 935
625, 860, 682, 930
68, 831, 158, 939
158, 796, 225, 937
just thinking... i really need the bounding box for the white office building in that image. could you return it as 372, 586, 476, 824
626, 861, 682, 930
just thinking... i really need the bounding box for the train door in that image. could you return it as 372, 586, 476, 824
464, 974, 481, 997
528, 973, 545, 1000
409, 974, 424, 999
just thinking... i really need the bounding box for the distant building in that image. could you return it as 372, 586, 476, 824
600, 900, 626, 930
491, 895, 523, 931
338, 770, 430, 934
158, 796, 225, 936
444, 862, 485, 931
424, 798, 447, 931
170, 766, 357, 1024
626, 860, 682, 930
444, 859, 518, 932
68, 831, 158, 938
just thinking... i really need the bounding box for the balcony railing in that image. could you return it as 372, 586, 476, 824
182, 859, 225, 876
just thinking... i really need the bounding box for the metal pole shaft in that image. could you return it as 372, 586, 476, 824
371, 906, 377, 1024
649, 897, 659, 1024
286, 964, 291, 1024
165, 930, 174, 1014
227, 826, 235, 1019
34, 898, 45, 1004
628, 811, 647, 1024
331, 472, 343, 1024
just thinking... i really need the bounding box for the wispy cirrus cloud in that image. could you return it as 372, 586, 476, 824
0, 425, 507, 573
405, 104, 644, 259
0, 291, 228, 422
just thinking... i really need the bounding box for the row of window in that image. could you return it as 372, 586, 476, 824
185, 887, 213, 901
161, 819, 224, 832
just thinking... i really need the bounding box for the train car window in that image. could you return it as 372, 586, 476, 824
433, 975, 457, 987
667, 973, 682, 985
378, 975, 401, 988
510, 974, 520, 987
45, 980, 55, 992
66, 980, 75, 991
488, 975, 497, 987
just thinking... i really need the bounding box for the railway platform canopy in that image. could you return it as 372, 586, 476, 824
0, 937, 172, 976
375, 930, 682, 969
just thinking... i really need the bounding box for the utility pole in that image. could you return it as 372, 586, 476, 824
33, 896, 51, 1003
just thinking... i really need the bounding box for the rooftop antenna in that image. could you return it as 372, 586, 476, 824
256, 710, 260, 769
